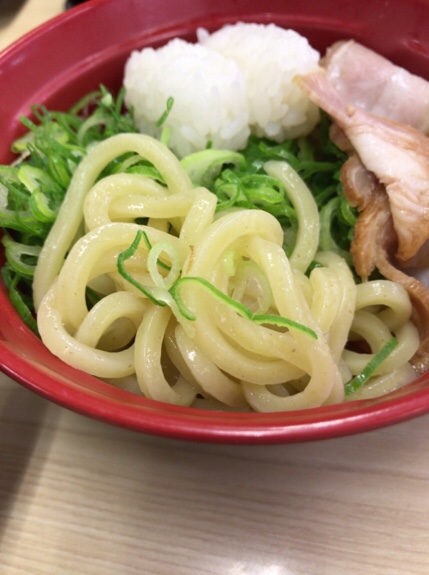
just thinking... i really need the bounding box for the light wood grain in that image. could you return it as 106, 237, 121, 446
2, 376, 429, 575
1, 3, 429, 574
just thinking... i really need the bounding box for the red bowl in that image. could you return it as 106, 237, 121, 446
1, 0, 429, 444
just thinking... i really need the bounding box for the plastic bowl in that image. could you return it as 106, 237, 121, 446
1, 0, 429, 444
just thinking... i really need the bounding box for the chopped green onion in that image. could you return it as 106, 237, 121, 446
159, 127, 171, 147
116, 230, 167, 307
156, 96, 174, 127
1, 233, 41, 276
1, 265, 38, 334
170, 276, 317, 338
1, 86, 141, 321
28, 188, 57, 223
147, 241, 181, 290
181, 149, 245, 188
170, 276, 252, 321
1, 90, 357, 339
344, 337, 399, 396
9, 286, 38, 334
140, 230, 171, 271
117, 231, 317, 339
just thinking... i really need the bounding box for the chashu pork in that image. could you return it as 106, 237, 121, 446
340, 154, 429, 374
296, 60, 429, 373
323, 40, 429, 135
296, 69, 429, 264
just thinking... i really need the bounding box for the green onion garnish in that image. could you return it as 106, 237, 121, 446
117, 231, 318, 339
344, 337, 399, 396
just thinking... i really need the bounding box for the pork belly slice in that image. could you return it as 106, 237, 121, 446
323, 40, 429, 134
296, 69, 429, 263
340, 154, 397, 279
341, 155, 429, 373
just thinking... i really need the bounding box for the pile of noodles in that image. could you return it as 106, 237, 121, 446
34, 134, 418, 412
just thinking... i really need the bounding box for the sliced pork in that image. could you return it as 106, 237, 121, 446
296, 69, 429, 263
323, 40, 429, 134
340, 154, 397, 279
340, 155, 429, 372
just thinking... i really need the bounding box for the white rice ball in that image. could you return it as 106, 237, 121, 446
197, 23, 321, 141
124, 38, 250, 158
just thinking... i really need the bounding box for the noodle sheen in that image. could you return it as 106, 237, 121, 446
35, 134, 419, 411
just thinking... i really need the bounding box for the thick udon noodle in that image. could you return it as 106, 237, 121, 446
34, 133, 418, 411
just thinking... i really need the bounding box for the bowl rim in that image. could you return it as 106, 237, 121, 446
2, 338, 429, 444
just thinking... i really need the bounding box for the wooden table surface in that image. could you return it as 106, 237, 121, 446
1, 2, 429, 574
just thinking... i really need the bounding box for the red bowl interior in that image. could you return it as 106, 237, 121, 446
1, 0, 429, 444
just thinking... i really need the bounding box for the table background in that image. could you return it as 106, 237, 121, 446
1, 2, 429, 574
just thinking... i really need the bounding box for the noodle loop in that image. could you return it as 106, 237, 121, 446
35, 135, 419, 410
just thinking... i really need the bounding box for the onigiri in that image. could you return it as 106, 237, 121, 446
198, 23, 321, 141
124, 38, 250, 158
123, 23, 321, 157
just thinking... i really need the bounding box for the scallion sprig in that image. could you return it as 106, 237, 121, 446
117, 230, 318, 339
0, 86, 141, 329
344, 337, 399, 396
1, 90, 356, 338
